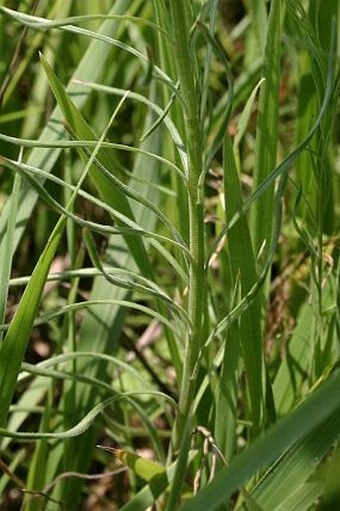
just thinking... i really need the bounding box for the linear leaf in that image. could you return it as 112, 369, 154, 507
40, 53, 154, 277
180, 370, 340, 511
0, 102, 117, 427
0, 0, 135, 255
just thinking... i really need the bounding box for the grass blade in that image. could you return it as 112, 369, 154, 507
40, 53, 153, 277
180, 370, 340, 511
0, 100, 121, 427
0, 0, 137, 256
251, 0, 281, 258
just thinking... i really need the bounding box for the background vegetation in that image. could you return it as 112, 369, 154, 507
0, 0, 339, 509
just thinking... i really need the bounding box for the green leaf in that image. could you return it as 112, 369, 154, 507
0, 215, 66, 426
0, 97, 119, 427
40, 53, 152, 277
120, 451, 198, 511
0, 171, 21, 342
99, 446, 165, 481
180, 371, 340, 511
223, 134, 266, 433
249, 408, 340, 510
0, 0, 135, 256
251, 0, 281, 258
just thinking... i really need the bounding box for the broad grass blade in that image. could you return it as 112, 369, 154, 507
180, 370, 340, 511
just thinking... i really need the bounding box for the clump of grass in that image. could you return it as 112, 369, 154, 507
0, 1, 339, 510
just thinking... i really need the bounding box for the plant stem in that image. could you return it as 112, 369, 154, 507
169, 1, 205, 446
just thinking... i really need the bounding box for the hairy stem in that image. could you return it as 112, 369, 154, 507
169, 0, 205, 447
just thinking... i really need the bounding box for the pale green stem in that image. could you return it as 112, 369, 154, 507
169, 1, 205, 446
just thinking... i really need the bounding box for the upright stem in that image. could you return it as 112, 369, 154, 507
169, 1, 205, 445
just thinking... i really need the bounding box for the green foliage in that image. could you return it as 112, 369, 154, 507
0, 0, 339, 510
